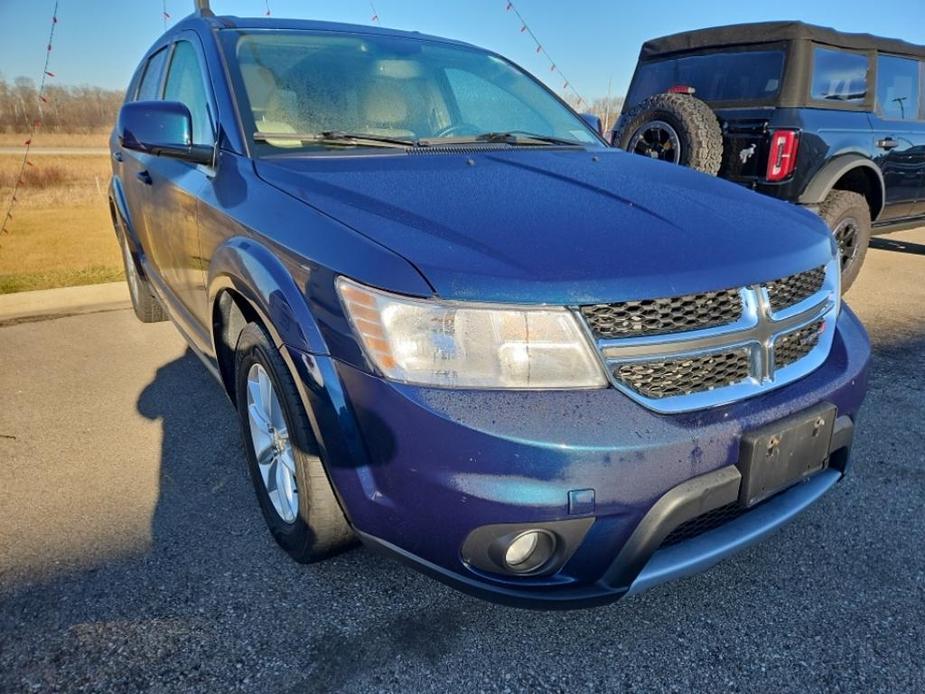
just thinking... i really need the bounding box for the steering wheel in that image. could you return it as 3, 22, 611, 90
432, 123, 482, 138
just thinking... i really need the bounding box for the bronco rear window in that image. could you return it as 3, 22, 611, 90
810, 46, 869, 103
627, 49, 785, 105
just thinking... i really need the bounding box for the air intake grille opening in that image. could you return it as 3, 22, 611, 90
764, 266, 826, 312
614, 349, 750, 399
775, 320, 825, 369
660, 502, 747, 547
581, 289, 742, 339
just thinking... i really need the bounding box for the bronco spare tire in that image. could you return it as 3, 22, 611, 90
614, 93, 723, 175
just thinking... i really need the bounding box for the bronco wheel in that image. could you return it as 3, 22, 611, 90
818, 190, 871, 293
614, 93, 723, 175
234, 322, 354, 562
118, 230, 167, 323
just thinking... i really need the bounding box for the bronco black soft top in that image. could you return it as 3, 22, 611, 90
641, 21, 925, 60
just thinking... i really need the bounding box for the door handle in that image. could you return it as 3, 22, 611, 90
877, 137, 899, 151
136, 170, 153, 185
112, 150, 123, 162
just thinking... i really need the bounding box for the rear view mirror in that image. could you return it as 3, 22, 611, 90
118, 100, 213, 165
580, 112, 604, 137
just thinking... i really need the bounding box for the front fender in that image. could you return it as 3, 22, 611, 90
208, 237, 328, 356
207, 239, 377, 522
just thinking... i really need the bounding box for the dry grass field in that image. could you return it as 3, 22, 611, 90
0, 151, 121, 293
0, 130, 110, 149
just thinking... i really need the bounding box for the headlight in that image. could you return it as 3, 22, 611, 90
337, 278, 607, 389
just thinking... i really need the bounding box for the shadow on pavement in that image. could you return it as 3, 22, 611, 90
869, 236, 925, 256
3, 316, 925, 693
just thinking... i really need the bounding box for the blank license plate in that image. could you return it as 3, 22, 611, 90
737, 403, 837, 507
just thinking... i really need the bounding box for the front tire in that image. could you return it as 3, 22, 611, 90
234, 322, 354, 563
118, 230, 167, 323
818, 190, 871, 293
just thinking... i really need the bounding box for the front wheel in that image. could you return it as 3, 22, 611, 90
818, 190, 871, 293
234, 322, 354, 563
117, 230, 167, 323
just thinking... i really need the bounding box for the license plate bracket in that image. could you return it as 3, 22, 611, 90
737, 403, 837, 507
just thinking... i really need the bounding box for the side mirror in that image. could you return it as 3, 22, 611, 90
118, 100, 213, 165
580, 112, 604, 137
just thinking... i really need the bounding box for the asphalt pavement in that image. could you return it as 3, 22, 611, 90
1, 229, 924, 693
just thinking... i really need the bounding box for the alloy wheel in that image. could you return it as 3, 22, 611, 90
833, 216, 860, 273
246, 363, 299, 523
627, 120, 682, 163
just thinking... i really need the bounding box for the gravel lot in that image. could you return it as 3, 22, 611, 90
1, 229, 923, 693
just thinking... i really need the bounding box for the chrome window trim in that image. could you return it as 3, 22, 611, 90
575, 259, 840, 414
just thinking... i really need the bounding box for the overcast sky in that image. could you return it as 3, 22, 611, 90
1, 0, 923, 100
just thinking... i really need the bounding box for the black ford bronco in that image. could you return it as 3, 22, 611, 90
614, 21, 925, 290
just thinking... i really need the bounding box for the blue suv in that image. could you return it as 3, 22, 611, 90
110, 8, 870, 608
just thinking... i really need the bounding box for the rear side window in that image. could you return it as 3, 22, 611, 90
163, 41, 214, 146
136, 48, 168, 101
627, 50, 785, 105
876, 54, 920, 120
810, 47, 869, 103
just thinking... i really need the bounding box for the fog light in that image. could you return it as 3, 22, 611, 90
503, 530, 556, 573
505, 531, 539, 567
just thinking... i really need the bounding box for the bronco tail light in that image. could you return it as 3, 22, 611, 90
666, 84, 696, 95
766, 129, 800, 181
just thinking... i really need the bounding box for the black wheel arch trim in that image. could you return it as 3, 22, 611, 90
206, 249, 374, 524
207, 237, 330, 358
108, 177, 150, 280
798, 154, 885, 221
108, 178, 133, 246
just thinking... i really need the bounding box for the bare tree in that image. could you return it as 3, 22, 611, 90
0, 76, 124, 133
560, 91, 625, 134
590, 96, 625, 134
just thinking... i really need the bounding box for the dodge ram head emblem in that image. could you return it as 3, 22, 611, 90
739, 144, 756, 164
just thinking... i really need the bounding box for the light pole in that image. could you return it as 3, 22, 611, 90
195, 0, 214, 17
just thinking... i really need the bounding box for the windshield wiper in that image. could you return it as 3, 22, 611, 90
474, 131, 585, 146
253, 131, 421, 149
415, 131, 585, 148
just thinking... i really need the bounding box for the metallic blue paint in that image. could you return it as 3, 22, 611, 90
118, 100, 194, 154
255, 148, 835, 304
318, 307, 867, 602
110, 13, 872, 607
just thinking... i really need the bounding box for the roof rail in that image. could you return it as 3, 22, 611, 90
194, 0, 214, 17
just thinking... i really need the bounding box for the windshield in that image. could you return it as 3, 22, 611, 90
627, 49, 786, 105
223, 31, 602, 153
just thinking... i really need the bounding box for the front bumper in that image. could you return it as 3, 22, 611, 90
289, 306, 869, 608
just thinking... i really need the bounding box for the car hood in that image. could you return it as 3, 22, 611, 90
255, 148, 834, 304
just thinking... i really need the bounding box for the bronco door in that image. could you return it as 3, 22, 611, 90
870, 53, 925, 221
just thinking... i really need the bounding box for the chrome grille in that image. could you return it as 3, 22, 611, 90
775, 320, 824, 369
765, 266, 826, 312
614, 349, 750, 399
581, 289, 742, 339
583, 260, 839, 413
